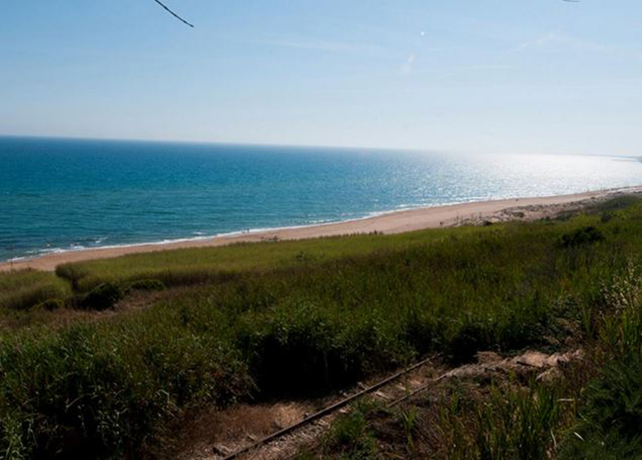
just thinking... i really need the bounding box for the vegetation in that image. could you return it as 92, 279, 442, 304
53, 229, 459, 292
0, 270, 71, 312
1, 196, 642, 458
78, 282, 124, 311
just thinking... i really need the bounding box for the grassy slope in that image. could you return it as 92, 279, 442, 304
54, 227, 480, 292
0, 197, 641, 458
0, 270, 71, 311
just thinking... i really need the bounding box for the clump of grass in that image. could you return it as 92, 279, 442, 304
322, 400, 381, 459
35, 298, 65, 311
0, 270, 71, 311
397, 405, 420, 450
560, 352, 642, 459
126, 279, 166, 292
429, 380, 570, 460
473, 384, 564, 459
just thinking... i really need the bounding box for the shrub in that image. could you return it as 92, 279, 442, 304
559, 226, 605, 248
79, 283, 124, 311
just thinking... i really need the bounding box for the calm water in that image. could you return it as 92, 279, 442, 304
1, 136, 641, 262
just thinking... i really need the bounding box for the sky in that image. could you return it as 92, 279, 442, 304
1, 1, 641, 155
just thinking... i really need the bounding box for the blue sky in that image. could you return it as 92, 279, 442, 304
1, 1, 641, 155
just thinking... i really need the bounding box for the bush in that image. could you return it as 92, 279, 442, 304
80, 283, 124, 311
559, 226, 605, 248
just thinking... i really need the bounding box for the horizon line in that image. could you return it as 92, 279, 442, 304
0, 133, 638, 159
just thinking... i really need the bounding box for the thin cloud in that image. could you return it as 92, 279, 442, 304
512, 30, 559, 52
400, 53, 416, 75
512, 30, 642, 60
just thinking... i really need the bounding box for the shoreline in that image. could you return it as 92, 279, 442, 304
2, 186, 641, 272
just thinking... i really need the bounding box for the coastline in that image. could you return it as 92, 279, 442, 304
2, 186, 641, 273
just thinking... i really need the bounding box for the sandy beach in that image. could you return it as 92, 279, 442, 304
2, 186, 641, 272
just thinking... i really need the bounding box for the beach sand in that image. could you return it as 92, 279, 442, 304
2, 186, 641, 272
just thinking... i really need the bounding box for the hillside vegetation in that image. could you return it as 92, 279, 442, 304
0, 196, 641, 459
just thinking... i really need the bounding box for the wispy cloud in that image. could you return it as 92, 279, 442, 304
400, 53, 416, 75
512, 30, 642, 60
512, 30, 559, 52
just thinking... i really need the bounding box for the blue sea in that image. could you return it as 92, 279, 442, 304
1, 136, 641, 262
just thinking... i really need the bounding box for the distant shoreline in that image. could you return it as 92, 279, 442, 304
2, 186, 641, 272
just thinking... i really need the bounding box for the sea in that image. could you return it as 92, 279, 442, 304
1, 136, 641, 262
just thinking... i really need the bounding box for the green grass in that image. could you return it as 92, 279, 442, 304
54, 226, 491, 292
560, 353, 642, 460
0, 270, 71, 311
321, 400, 382, 459
2, 197, 642, 457
454, 383, 566, 459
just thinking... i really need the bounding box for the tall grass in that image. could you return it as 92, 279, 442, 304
0, 314, 250, 458
1, 197, 642, 457
0, 270, 71, 311
433, 382, 567, 460
54, 226, 493, 292
559, 260, 642, 459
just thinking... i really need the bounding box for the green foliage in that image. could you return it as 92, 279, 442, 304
558, 226, 605, 248
591, 195, 640, 214
438, 383, 565, 460
323, 401, 380, 460
53, 227, 485, 292
397, 406, 419, 450
79, 283, 124, 311
598, 263, 642, 356
0, 196, 642, 457
560, 263, 642, 459
560, 353, 642, 459
0, 317, 250, 458
126, 279, 167, 292
475, 384, 563, 459
0, 270, 71, 311
35, 298, 65, 311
